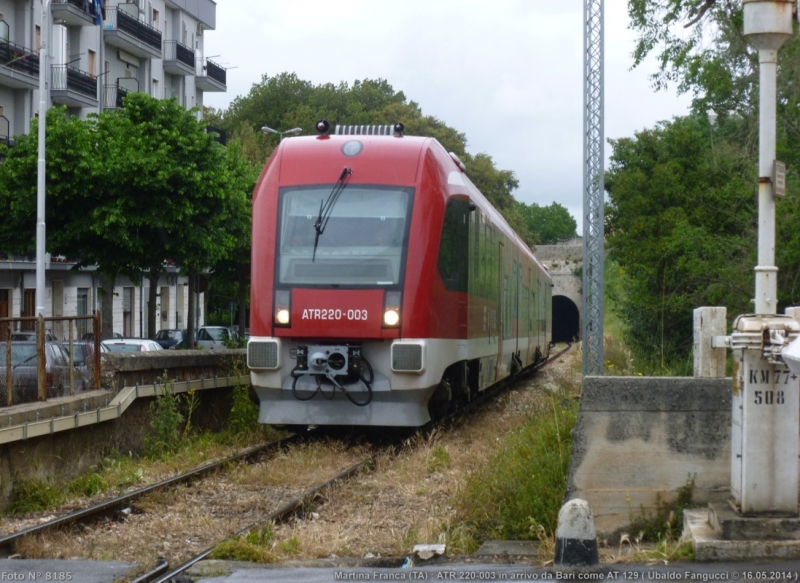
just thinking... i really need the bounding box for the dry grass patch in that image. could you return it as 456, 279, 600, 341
265, 346, 582, 562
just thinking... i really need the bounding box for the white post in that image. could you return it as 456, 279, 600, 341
693, 307, 727, 378
35, 0, 51, 317
754, 45, 779, 315
732, 0, 798, 516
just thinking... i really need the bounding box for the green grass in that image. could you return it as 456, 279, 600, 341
6, 379, 271, 516
210, 526, 278, 562
449, 395, 578, 548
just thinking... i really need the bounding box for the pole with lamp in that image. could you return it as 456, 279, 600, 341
261, 126, 302, 140
35, 0, 51, 319
730, 0, 799, 517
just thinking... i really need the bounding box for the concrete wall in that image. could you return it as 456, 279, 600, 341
566, 376, 732, 535
0, 349, 247, 510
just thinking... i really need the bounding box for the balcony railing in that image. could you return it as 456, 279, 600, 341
0, 114, 13, 155
164, 40, 195, 68
205, 58, 226, 85
105, 7, 162, 52
104, 84, 129, 109
0, 40, 40, 78
51, 0, 97, 26
51, 64, 97, 98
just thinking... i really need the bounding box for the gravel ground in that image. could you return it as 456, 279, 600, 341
3, 345, 582, 573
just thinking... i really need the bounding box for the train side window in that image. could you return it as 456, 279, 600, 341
437, 199, 470, 292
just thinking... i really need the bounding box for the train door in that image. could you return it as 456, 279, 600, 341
495, 241, 504, 381
526, 267, 533, 365
535, 278, 542, 357
512, 259, 518, 359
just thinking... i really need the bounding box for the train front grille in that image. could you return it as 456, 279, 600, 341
391, 343, 424, 373
248, 340, 280, 370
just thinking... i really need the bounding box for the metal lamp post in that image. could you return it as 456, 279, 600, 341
35, 0, 52, 318
261, 126, 302, 140
730, 0, 798, 516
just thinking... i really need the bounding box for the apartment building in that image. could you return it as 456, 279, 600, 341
0, 0, 226, 337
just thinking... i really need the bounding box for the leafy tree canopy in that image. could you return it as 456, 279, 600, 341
516, 202, 578, 245
605, 113, 762, 367
0, 96, 251, 336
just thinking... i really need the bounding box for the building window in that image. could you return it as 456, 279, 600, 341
88, 49, 96, 76
35, 25, 41, 53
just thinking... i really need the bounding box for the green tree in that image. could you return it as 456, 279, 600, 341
0, 96, 248, 339
605, 113, 757, 368
96, 93, 243, 340
204, 139, 259, 338
516, 202, 578, 245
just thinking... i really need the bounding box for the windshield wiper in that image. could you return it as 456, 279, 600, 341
312, 167, 352, 262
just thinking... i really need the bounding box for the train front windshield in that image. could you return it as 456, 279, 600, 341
277, 185, 413, 286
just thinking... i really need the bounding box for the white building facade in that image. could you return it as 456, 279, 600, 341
0, 0, 226, 337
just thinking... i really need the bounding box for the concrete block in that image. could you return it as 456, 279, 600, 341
694, 307, 727, 378
566, 377, 732, 535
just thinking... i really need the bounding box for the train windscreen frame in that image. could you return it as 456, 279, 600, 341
276, 185, 414, 287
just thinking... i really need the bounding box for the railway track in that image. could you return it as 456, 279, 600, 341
0, 436, 301, 556
0, 343, 575, 580
0, 431, 389, 579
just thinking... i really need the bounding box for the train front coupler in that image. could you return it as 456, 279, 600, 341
291, 344, 373, 406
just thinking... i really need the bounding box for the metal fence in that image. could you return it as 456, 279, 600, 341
0, 312, 102, 406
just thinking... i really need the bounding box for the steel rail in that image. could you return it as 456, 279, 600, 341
147, 455, 376, 583
0, 435, 301, 553
143, 344, 574, 582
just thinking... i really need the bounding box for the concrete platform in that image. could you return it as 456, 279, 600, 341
684, 507, 800, 561
474, 540, 539, 557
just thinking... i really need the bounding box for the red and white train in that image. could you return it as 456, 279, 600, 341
247, 121, 553, 427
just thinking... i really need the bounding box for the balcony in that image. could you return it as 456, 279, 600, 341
103, 7, 162, 59
163, 40, 195, 76
51, 0, 97, 27
195, 58, 226, 92
0, 40, 40, 89
103, 84, 129, 109
0, 115, 14, 162
51, 64, 98, 108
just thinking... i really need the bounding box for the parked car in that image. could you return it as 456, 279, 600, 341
64, 340, 106, 390
196, 326, 236, 350
0, 341, 75, 402
9, 331, 59, 342
81, 332, 123, 341
101, 339, 164, 353
154, 329, 194, 350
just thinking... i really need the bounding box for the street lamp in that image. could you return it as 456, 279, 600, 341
35, 0, 52, 318
261, 126, 302, 140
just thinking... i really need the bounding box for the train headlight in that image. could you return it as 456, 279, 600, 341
276, 309, 290, 325
274, 290, 291, 327
384, 309, 400, 327
383, 291, 402, 328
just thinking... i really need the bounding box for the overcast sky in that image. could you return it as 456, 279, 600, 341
203, 1, 692, 232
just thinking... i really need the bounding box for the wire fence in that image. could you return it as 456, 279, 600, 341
0, 312, 102, 406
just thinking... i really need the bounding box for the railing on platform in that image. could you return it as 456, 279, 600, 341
0, 312, 102, 405
0, 372, 249, 445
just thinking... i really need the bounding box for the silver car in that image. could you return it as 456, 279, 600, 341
0, 342, 74, 403
196, 326, 236, 350
101, 339, 164, 353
